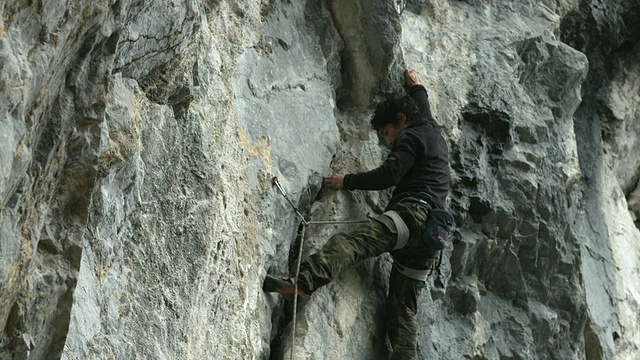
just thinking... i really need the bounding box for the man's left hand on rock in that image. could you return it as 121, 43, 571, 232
324, 173, 345, 189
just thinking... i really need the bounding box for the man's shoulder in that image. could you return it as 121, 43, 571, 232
405, 120, 437, 140
404, 121, 448, 152
396, 127, 421, 144
393, 127, 426, 154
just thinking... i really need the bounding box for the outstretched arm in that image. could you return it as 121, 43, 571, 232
405, 68, 435, 122
324, 133, 418, 191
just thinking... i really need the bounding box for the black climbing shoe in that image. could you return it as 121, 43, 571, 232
263, 275, 308, 296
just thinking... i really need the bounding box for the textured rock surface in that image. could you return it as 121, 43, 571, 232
1, 0, 639, 359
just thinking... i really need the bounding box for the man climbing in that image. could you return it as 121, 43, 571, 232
264, 68, 451, 360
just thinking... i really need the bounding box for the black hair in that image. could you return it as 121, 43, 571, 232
370, 95, 421, 131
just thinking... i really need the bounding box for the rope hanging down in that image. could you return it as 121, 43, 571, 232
271, 177, 368, 360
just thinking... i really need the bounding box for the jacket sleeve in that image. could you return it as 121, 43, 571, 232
343, 133, 417, 191
409, 85, 435, 122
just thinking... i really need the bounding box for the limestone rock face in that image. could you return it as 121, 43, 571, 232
1, 1, 639, 359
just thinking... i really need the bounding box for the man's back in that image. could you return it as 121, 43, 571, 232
391, 85, 450, 207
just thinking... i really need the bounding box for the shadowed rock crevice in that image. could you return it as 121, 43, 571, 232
285, 175, 324, 272
136, 57, 197, 119
325, 0, 404, 110
462, 104, 512, 150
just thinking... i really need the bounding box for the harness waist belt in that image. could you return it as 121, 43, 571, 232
393, 261, 430, 281
405, 198, 432, 211
391, 192, 441, 210
383, 210, 409, 251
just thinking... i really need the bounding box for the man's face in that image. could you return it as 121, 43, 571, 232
378, 123, 404, 146
378, 113, 408, 146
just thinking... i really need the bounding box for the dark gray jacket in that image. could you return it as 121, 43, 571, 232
343, 85, 451, 207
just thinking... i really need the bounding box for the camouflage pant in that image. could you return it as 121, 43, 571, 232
298, 202, 438, 360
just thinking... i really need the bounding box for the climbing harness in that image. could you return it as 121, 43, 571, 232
393, 260, 431, 282
382, 210, 410, 250
271, 177, 368, 360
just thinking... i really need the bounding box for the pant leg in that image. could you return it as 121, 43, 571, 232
385, 264, 425, 360
298, 216, 397, 293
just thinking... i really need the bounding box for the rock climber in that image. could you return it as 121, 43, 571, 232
264, 67, 451, 360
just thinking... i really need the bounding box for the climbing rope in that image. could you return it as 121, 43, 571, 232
271, 177, 368, 360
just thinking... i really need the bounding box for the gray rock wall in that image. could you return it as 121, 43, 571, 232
560, 1, 640, 359
1, 0, 639, 359
1, 1, 128, 358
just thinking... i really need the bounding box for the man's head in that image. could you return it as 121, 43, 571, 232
370, 96, 421, 146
